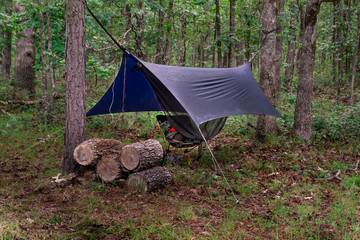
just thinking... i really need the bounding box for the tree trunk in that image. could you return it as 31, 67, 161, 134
74, 139, 123, 166
120, 139, 163, 172
164, 0, 173, 64
14, 3, 36, 100
349, 2, 360, 105
333, 0, 343, 105
229, 0, 236, 68
124, 4, 132, 48
215, 0, 222, 67
293, 0, 322, 140
127, 166, 171, 193
96, 154, 126, 182
38, 0, 48, 115
275, 0, 284, 104
135, 1, 145, 59
284, 1, 298, 90
255, 0, 278, 142
236, 18, 246, 66
63, 0, 86, 174
2, 0, 13, 81
177, 0, 186, 66
46, 6, 55, 119
155, 0, 165, 64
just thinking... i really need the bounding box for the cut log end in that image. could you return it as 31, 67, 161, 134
74, 144, 95, 166
120, 146, 140, 171
96, 155, 123, 182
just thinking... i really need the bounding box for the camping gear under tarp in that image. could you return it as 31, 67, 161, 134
87, 53, 281, 138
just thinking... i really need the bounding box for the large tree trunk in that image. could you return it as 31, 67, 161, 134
38, 0, 48, 115
215, 0, 222, 67
2, 0, 13, 81
349, 1, 360, 106
46, 6, 55, 119
63, 0, 86, 174
229, 0, 236, 68
284, 1, 298, 90
155, 0, 165, 64
127, 166, 171, 193
255, 0, 278, 142
14, 3, 36, 100
293, 0, 325, 140
275, 0, 284, 104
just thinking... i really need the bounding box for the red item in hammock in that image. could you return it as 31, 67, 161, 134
168, 127, 176, 133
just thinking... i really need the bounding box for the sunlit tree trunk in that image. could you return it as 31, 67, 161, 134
63, 0, 86, 174
46, 4, 55, 119
2, 0, 13, 81
255, 0, 278, 142
14, 3, 36, 99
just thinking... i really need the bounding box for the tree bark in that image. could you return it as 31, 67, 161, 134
46, 6, 55, 118
127, 166, 171, 193
164, 0, 173, 64
177, 0, 186, 66
38, 0, 48, 115
155, 0, 165, 64
293, 0, 323, 140
2, 0, 13, 81
236, 18, 246, 66
284, 1, 298, 90
255, 0, 278, 142
74, 139, 123, 166
135, 1, 145, 59
229, 0, 236, 68
63, 0, 86, 174
349, 1, 360, 105
275, 0, 284, 104
120, 139, 163, 172
124, 4, 132, 48
14, 3, 36, 99
215, 0, 222, 67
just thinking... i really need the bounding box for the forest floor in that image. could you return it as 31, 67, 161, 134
1, 92, 360, 239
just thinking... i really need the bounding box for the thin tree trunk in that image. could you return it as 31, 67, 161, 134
293, 0, 333, 140
14, 3, 36, 99
155, 0, 165, 64
236, 18, 246, 66
177, 1, 186, 66
38, 0, 48, 115
124, 5, 132, 48
215, 0, 222, 67
255, 0, 278, 142
349, 2, 360, 106
135, 1, 145, 60
275, 0, 284, 104
46, 5, 55, 118
229, 0, 236, 68
284, 1, 298, 90
192, 15, 197, 67
63, 0, 86, 174
164, 0, 173, 64
2, 0, 13, 81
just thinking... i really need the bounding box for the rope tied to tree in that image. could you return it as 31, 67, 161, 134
248, 28, 277, 64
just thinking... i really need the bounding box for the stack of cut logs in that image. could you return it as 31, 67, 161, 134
73, 139, 171, 193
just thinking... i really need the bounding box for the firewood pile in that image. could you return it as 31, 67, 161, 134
73, 139, 171, 193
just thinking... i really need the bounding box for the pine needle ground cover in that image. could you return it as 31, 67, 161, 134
1, 93, 360, 240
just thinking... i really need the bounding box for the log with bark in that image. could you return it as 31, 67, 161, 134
73, 139, 123, 166
120, 139, 163, 172
127, 166, 171, 193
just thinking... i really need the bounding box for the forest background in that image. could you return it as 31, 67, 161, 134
1, 0, 360, 239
